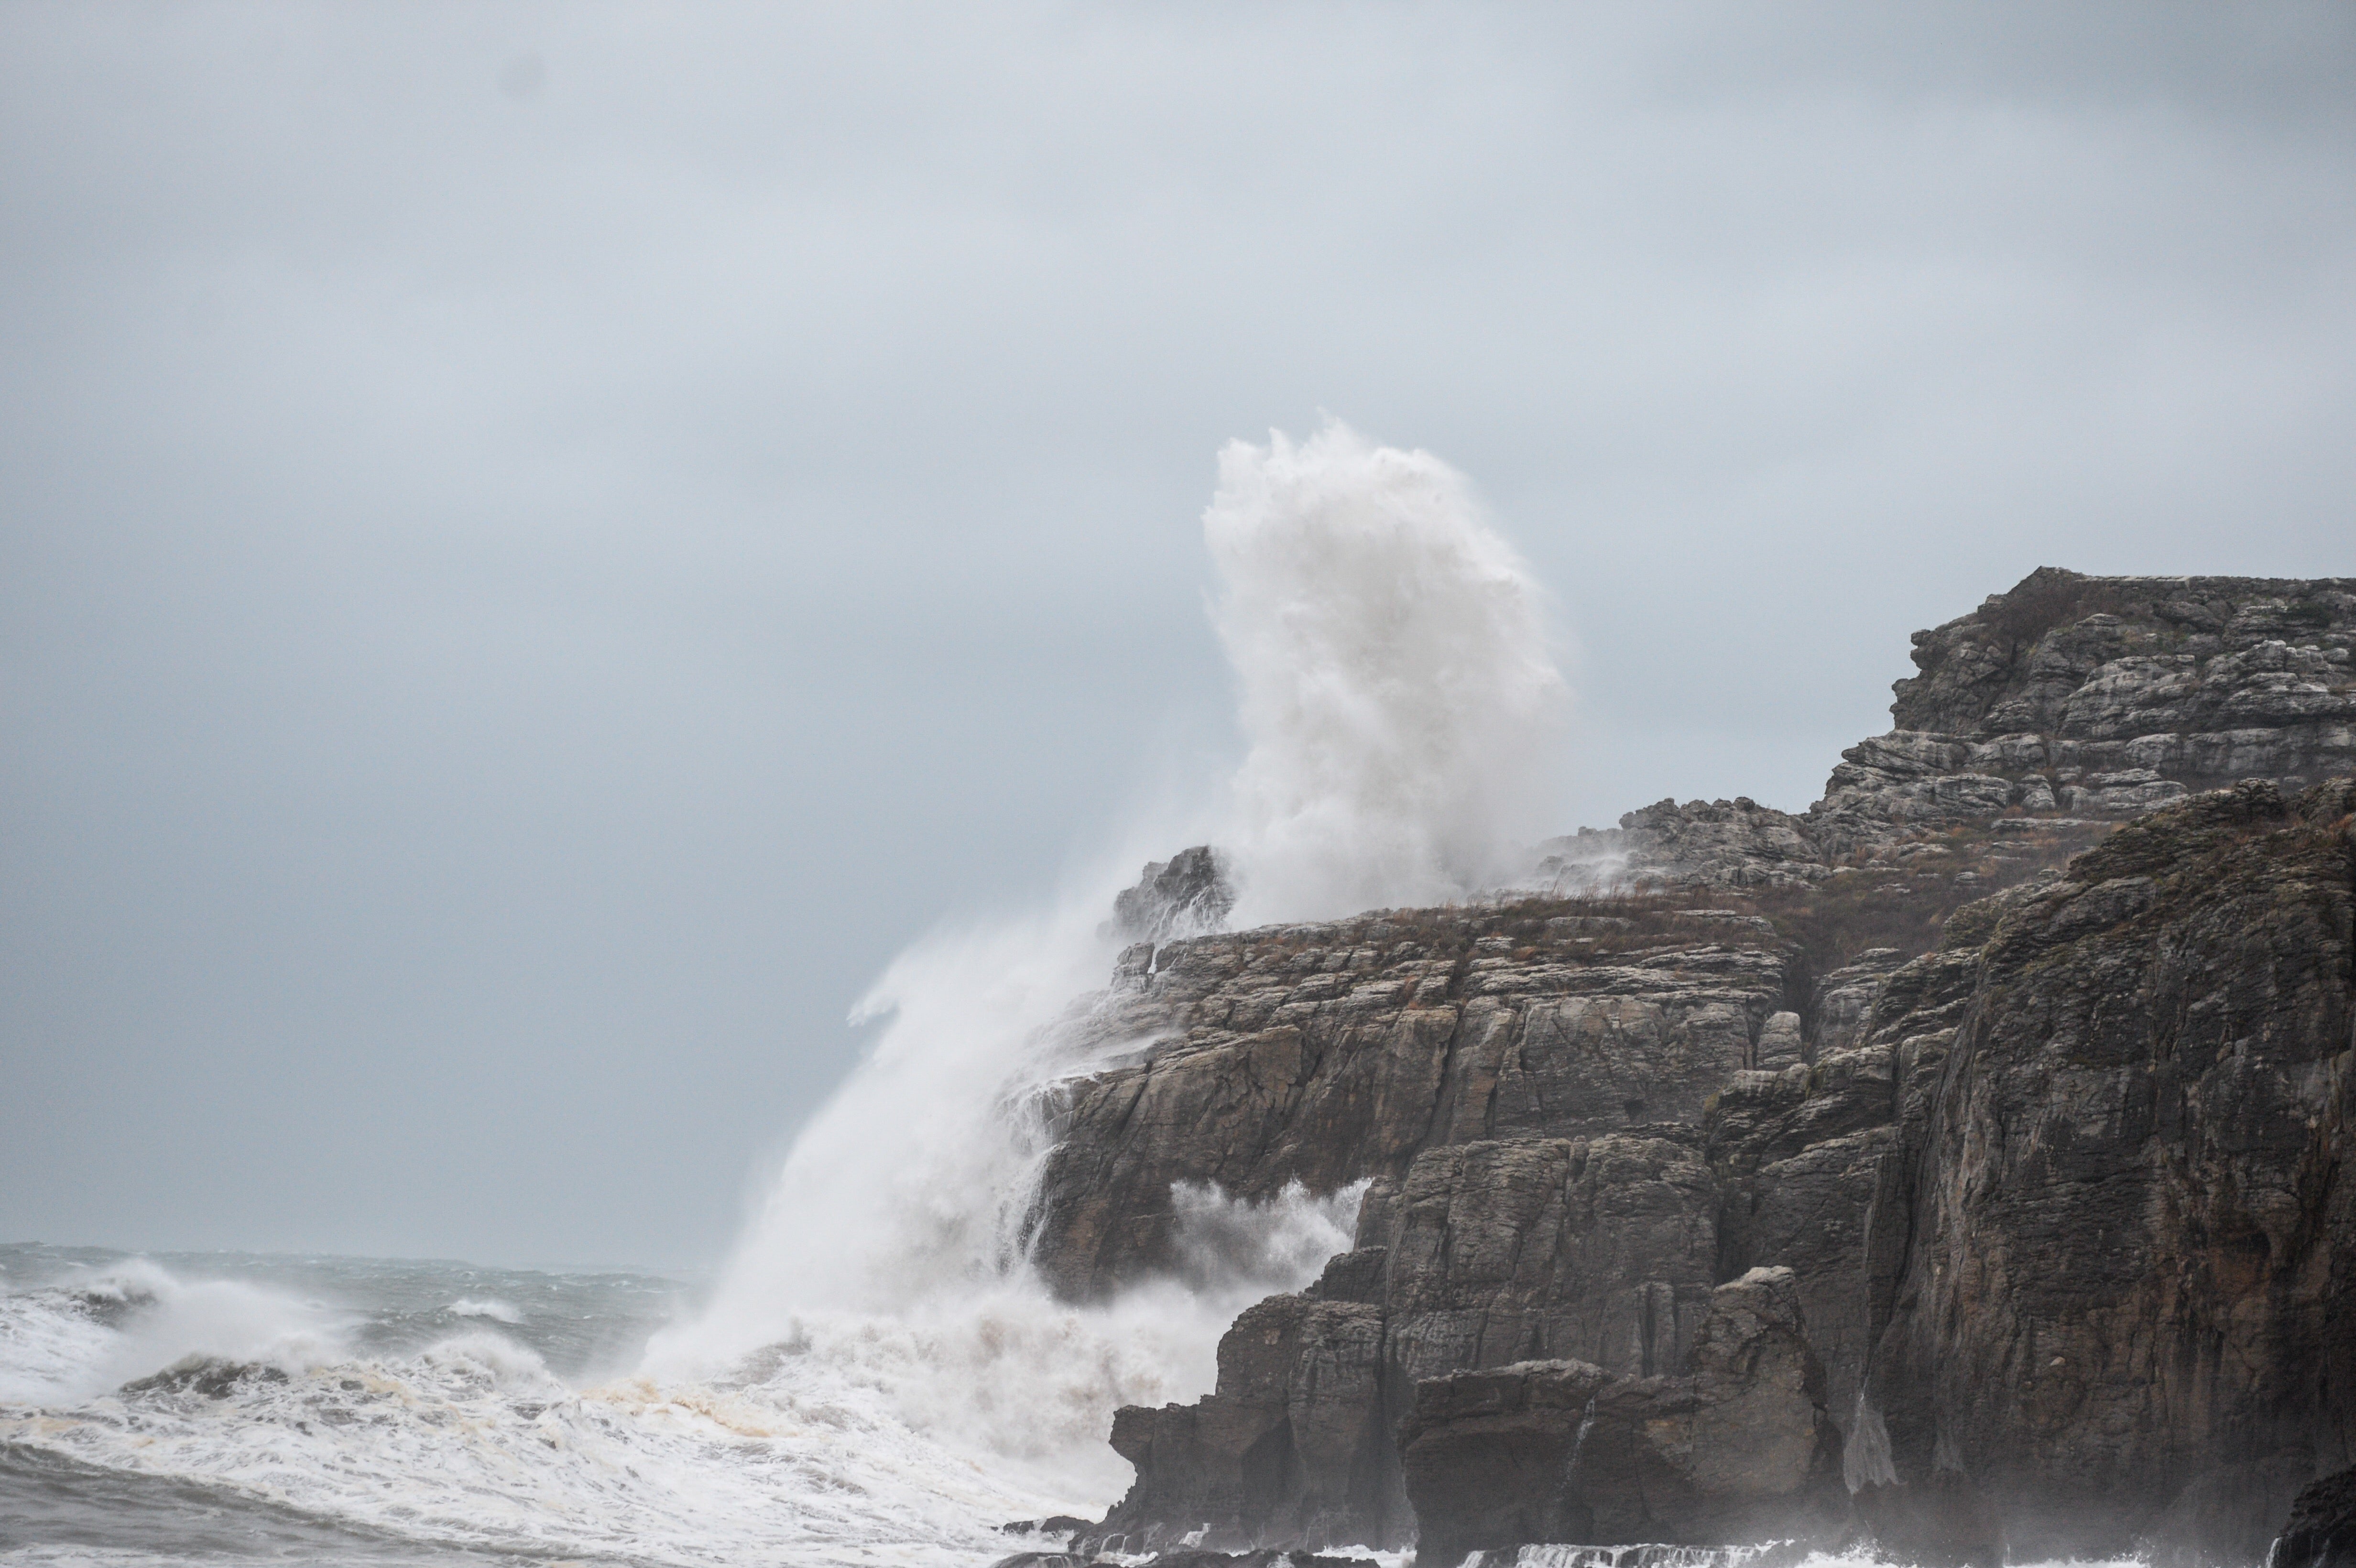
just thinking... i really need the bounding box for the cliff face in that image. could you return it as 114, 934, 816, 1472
1026, 910, 1790, 1301
1855, 778, 2356, 1563
1031, 572, 2356, 1565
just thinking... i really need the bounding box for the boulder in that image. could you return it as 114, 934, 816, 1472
1397, 1268, 1842, 1566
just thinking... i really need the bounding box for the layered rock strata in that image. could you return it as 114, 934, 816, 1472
1032, 573, 2355, 1565
1397, 1268, 1843, 1566
1538, 569, 2355, 888
1851, 777, 2356, 1565
1026, 909, 1793, 1301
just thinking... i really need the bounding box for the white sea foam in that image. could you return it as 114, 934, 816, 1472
445, 1296, 523, 1323
0, 1259, 345, 1407
635, 421, 1568, 1538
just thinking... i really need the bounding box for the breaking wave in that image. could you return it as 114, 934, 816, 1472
2, 423, 1569, 1563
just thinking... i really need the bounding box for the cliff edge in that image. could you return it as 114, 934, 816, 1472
1024, 572, 2356, 1567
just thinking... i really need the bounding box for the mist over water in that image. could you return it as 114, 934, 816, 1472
1, 426, 1572, 1562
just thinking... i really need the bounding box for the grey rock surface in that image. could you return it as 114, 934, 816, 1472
1854, 778, 2356, 1566
1396, 1268, 1842, 1565
1046, 575, 2356, 1564
1026, 907, 1790, 1300
1108, 846, 1235, 942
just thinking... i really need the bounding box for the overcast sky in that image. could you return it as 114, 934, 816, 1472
4, 2, 2350, 1270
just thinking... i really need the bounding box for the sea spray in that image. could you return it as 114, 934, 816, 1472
0, 425, 1575, 1563
1208, 420, 1569, 924
644, 421, 1571, 1517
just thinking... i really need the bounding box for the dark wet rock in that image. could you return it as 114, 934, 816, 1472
1397, 1268, 1844, 1566
996, 1514, 1091, 1538
1108, 846, 1236, 942
1854, 778, 2356, 1564
119, 1356, 291, 1400
1086, 1292, 1393, 1554
2272, 1465, 2356, 1568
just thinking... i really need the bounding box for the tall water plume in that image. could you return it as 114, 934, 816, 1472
645, 422, 1569, 1514
1208, 421, 1568, 922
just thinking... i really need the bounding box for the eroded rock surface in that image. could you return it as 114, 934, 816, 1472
1397, 1268, 1842, 1566
2272, 1464, 2356, 1568
1536, 569, 2355, 889
1026, 909, 1791, 1299
1040, 574, 2355, 1564
1853, 778, 2356, 1566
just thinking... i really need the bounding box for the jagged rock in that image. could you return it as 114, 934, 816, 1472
1807, 948, 1909, 1057
1108, 846, 1236, 942
1532, 572, 2353, 889
1397, 1269, 1843, 1565
1027, 908, 1788, 1298
1810, 569, 2356, 856
1854, 778, 2356, 1565
1088, 1132, 1729, 1552
2272, 1465, 2356, 1568
1535, 797, 1830, 893
1047, 580, 2354, 1562
119, 1357, 292, 1400
1087, 1292, 1391, 1555
997, 1515, 1092, 1538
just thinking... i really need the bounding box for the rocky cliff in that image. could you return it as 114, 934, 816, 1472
1024, 572, 2355, 1567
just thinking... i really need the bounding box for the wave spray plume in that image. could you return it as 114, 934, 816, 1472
643, 421, 1570, 1523
1209, 421, 1568, 923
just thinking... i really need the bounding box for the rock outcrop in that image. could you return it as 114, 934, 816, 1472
1027, 909, 1792, 1300
1814, 569, 2355, 856
1037, 573, 2355, 1564
1536, 570, 2355, 890
1397, 1267, 1843, 1566
1108, 846, 1236, 942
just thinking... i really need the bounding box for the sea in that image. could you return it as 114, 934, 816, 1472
0, 1241, 1166, 1568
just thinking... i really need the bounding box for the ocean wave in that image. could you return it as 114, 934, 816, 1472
443, 1298, 522, 1324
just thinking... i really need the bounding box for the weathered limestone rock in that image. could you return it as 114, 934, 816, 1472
1087, 1292, 1391, 1554
1088, 1132, 1729, 1552
1810, 569, 2356, 856
1538, 797, 1832, 892
1397, 1269, 1842, 1565
1755, 1011, 1804, 1069
1052, 579, 2355, 1563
